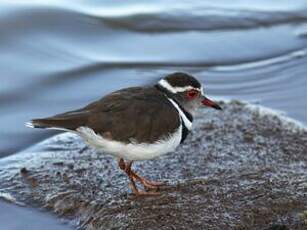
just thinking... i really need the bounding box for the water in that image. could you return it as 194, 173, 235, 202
1, 1, 307, 156
0, 201, 72, 230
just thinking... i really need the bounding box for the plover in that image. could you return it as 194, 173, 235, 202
27, 72, 221, 195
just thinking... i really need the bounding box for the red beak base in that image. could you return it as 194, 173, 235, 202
202, 98, 222, 110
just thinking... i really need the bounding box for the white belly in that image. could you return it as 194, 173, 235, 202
76, 125, 182, 161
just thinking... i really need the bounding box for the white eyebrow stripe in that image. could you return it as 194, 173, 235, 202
158, 79, 200, 93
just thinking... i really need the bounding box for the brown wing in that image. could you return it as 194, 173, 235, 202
30, 87, 181, 143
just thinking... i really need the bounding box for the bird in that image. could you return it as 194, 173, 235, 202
26, 72, 222, 196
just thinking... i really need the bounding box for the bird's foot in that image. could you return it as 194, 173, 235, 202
130, 171, 165, 190
118, 158, 165, 195
128, 183, 161, 196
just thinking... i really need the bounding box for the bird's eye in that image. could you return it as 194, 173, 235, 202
187, 89, 199, 99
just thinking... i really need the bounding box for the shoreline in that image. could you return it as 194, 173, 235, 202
1, 100, 306, 229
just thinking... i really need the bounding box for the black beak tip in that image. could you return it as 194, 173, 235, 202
214, 104, 222, 110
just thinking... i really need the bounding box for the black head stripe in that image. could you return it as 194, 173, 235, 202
164, 72, 201, 89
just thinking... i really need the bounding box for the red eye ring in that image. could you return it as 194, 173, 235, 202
187, 89, 199, 99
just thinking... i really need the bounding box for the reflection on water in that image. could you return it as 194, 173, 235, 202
1, 0, 307, 157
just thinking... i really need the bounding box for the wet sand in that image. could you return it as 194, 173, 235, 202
1, 101, 306, 229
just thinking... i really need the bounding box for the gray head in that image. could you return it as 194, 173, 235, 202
157, 72, 221, 116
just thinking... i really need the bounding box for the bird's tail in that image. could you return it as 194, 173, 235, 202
25, 110, 89, 131
25, 118, 69, 131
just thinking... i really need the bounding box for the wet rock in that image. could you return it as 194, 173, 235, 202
0, 101, 306, 229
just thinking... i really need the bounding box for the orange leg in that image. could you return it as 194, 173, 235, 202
118, 158, 163, 196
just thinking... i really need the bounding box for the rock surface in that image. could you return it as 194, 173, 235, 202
0, 101, 307, 229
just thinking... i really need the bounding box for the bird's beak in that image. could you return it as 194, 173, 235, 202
201, 96, 222, 110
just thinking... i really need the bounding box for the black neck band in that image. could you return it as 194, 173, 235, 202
155, 84, 193, 123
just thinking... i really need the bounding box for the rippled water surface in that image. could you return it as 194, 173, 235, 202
1, 0, 307, 157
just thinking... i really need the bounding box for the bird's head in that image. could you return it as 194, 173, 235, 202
156, 72, 222, 116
